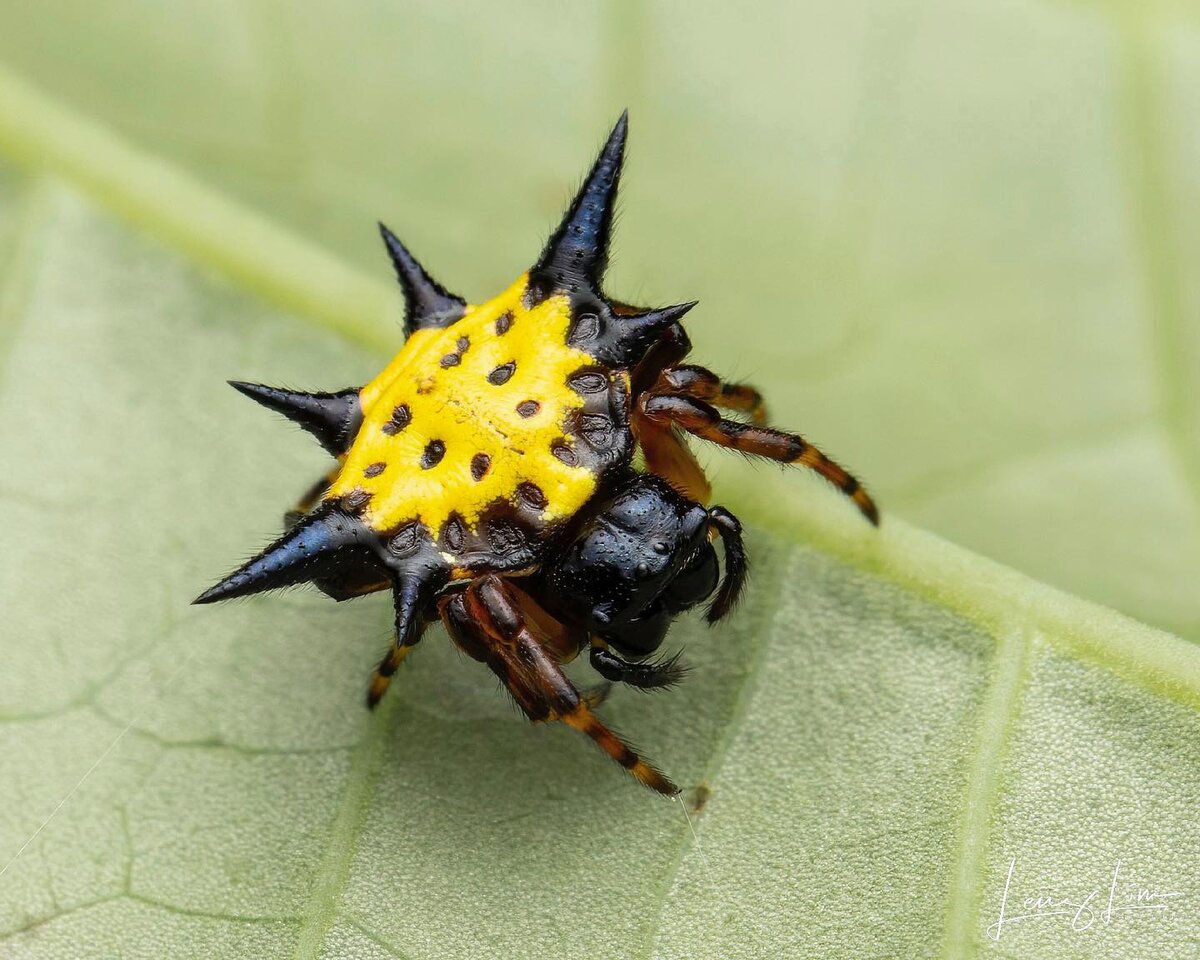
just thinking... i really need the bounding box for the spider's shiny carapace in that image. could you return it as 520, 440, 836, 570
196, 113, 878, 795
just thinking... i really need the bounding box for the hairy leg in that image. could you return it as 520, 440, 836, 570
366, 638, 418, 708
366, 577, 432, 708
657, 364, 768, 424
443, 575, 679, 795
640, 393, 879, 525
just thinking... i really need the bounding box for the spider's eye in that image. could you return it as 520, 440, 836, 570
635, 561, 651, 578
652, 542, 669, 555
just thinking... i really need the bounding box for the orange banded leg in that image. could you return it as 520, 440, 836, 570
444, 576, 679, 796
561, 706, 679, 796
366, 639, 416, 708
658, 365, 769, 425
366, 577, 432, 708
641, 393, 879, 525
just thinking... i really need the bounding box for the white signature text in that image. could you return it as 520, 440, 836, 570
986, 858, 1184, 941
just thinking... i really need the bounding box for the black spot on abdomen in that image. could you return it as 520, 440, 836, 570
567, 369, 608, 394
342, 488, 372, 514
387, 521, 422, 557
488, 362, 515, 385
517, 481, 548, 510
440, 336, 470, 368
443, 515, 466, 552
485, 518, 527, 557
421, 440, 446, 469
579, 413, 614, 448
381, 404, 411, 436
551, 441, 578, 466
568, 310, 601, 345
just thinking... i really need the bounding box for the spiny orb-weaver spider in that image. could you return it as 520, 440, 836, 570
196, 113, 878, 795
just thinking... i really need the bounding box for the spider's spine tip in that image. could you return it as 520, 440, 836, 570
191, 585, 224, 605
378, 222, 466, 333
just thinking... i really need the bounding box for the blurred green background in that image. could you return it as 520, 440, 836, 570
0, 0, 1197, 641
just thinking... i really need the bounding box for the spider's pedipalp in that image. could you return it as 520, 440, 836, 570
706, 506, 748, 622
589, 645, 688, 691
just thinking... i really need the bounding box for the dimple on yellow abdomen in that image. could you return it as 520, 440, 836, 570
327, 275, 602, 537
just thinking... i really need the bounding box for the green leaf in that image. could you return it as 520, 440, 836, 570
0, 8, 1199, 957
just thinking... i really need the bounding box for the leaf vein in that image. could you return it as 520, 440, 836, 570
341, 910, 414, 960
291, 696, 398, 960
939, 625, 1032, 959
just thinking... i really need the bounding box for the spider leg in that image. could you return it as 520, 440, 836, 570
366, 636, 420, 708
580, 681, 614, 709
366, 578, 431, 708
443, 575, 679, 796
635, 420, 712, 504
503, 580, 588, 663
283, 466, 341, 528
589, 644, 688, 691
658, 364, 769, 425
640, 393, 879, 525
628, 325, 711, 502
632, 364, 774, 503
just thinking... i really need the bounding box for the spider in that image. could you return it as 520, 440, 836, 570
196, 113, 878, 795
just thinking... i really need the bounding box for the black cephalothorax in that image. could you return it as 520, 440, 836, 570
197, 112, 879, 796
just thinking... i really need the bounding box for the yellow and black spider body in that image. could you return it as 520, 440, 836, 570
196, 113, 878, 796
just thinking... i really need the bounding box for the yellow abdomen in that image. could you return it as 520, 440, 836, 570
327, 275, 627, 563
